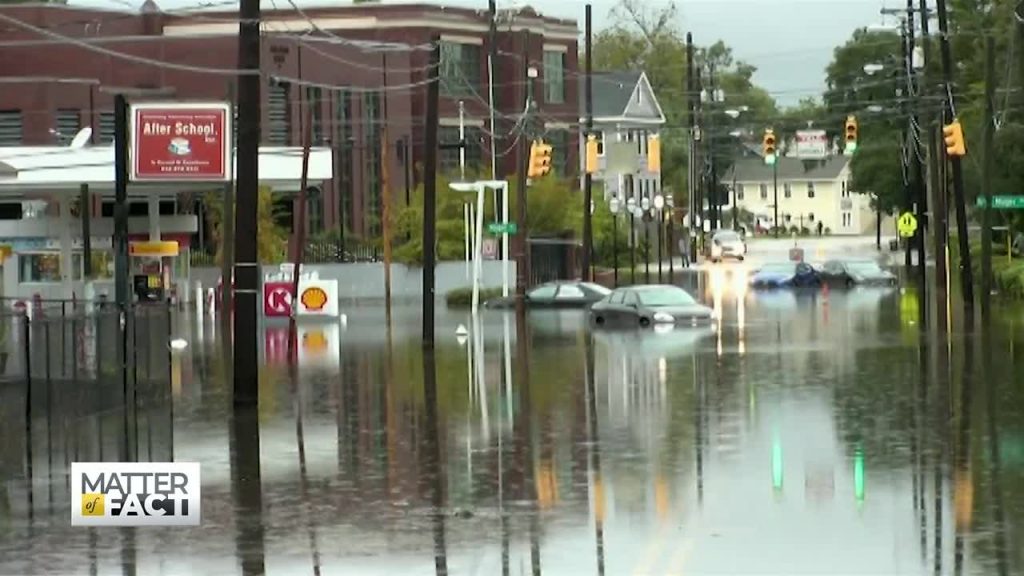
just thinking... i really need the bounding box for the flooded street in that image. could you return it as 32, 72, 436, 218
2, 273, 1024, 575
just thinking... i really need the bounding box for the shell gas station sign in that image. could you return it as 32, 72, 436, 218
262, 266, 339, 318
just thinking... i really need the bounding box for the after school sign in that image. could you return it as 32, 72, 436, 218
130, 102, 231, 182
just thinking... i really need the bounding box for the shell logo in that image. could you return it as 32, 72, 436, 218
302, 330, 328, 352
300, 286, 328, 311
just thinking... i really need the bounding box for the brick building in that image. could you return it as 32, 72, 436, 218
0, 2, 579, 243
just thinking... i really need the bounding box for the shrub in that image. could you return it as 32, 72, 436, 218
445, 286, 504, 307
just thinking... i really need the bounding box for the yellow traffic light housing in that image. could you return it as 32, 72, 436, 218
845, 115, 858, 153
585, 134, 599, 174
943, 119, 966, 157
763, 128, 776, 165
528, 140, 552, 178
647, 134, 661, 172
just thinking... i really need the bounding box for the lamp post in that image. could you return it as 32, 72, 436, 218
609, 196, 621, 287
666, 194, 675, 283
626, 197, 637, 285
589, 200, 595, 281
654, 193, 665, 283
641, 196, 651, 284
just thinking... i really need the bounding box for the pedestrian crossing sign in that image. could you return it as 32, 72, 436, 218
897, 212, 917, 238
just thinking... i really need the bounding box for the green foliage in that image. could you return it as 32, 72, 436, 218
392, 173, 582, 265
445, 286, 504, 307
850, 138, 903, 215
203, 186, 288, 265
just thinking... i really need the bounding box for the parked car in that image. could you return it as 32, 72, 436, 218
820, 259, 898, 287
485, 281, 611, 309
749, 261, 820, 288
590, 285, 714, 327
705, 229, 747, 262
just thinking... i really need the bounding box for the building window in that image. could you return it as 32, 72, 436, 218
364, 91, 382, 237
98, 112, 115, 144
759, 184, 768, 200
308, 192, 323, 234
305, 86, 324, 144
784, 183, 792, 199
267, 79, 291, 145
439, 125, 483, 175
808, 213, 815, 222
595, 131, 605, 156
548, 129, 570, 177
55, 109, 81, 144
842, 212, 851, 227
543, 50, 565, 104
18, 252, 112, 282
736, 184, 744, 201
0, 110, 22, 145
807, 182, 816, 198
440, 41, 481, 97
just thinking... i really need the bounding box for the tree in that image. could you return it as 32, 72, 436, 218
203, 186, 288, 265
391, 174, 583, 265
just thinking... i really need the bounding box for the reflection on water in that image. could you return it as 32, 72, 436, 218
1, 286, 1023, 575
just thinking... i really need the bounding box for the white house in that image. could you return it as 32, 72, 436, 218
578, 71, 666, 206
722, 156, 876, 236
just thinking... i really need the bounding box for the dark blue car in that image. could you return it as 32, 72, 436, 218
749, 261, 820, 288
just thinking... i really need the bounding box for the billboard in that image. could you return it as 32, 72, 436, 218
130, 102, 231, 182
795, 130, 828, 159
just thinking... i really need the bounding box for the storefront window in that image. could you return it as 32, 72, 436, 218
19, 250, 114, 282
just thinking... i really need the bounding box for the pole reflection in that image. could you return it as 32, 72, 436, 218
584, 331, 605, 576
982, 320, 1009, 576
952, 326, 975, 576
229, 404, 265, 576
421, 343, 448, 576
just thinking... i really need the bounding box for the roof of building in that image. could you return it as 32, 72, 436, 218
0, 146, 333, 194
580, 71, 644, 117
725, 156, 851, 182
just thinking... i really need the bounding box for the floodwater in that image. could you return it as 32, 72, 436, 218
2, 270, 1024, 575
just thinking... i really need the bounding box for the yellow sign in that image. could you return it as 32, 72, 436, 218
897, 212, 918, 238
147, 275, 161, 288
82, 493, 105, 516
300, 286, 328, 311
0, 245, 11, 260
129, 240, 179, 257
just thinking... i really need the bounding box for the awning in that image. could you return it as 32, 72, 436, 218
0, 145, 333, 196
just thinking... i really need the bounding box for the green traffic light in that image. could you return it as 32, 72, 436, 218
854, 446, 865, 503
765, 154, 776, 166
846, 141, 858, 153
772, 436, 783, 491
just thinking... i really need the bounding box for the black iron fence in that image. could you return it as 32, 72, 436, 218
189, 239, 381, 267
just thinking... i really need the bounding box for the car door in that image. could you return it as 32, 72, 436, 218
622, 290, 643, 323
821, 261, 843, 286
596, 289, 627, 323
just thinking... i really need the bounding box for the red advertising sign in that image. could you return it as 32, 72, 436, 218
263, 282, 294, 317
130, 102, 231, 182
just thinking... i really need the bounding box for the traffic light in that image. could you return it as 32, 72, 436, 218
647, 134, 661, 172
585, 134, 599, 174
763, 128, 777, 165
845, 115, 858, 153
528, 140, 552, 178
943, 119, 967, 157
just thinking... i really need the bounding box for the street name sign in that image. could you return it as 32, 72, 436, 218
975, 195, 1024, 209
488, 222, 518, 235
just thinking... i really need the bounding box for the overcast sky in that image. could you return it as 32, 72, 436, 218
70, 0, 900, 107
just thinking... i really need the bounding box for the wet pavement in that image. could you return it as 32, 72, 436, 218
1, 270, 1024, 575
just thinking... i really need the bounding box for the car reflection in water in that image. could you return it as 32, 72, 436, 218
590, 285, 715, 328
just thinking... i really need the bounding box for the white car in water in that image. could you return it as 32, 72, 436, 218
707, 229, 746, 263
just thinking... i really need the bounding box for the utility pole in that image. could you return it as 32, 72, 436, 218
905, 0, 928, 315
935, 0, 974, 314
706, 63, 717, 232
221, 83, 236, 375
582, 4, 594, 282
382, 53, 394, 326
289, 88, 313, 364
899, 22, 913, 271
487, 0, 501, 260
423, 39, 440, 346
234, 0, 260, 407
695, 68, 705, 253
981, 35, 995, 316
515, 29, 532, 302
920, 0, 948, 330
773, 160, 779, 238
113, 94, 129, 309
685, 33, 697, 265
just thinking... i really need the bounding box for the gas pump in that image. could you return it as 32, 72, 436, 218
129, 240, 178, 303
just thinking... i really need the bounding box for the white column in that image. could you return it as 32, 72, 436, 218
149, 194, 161, 241
59, 193, 74, 301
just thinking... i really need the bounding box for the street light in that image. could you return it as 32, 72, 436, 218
654, 194, 665, 283
641, 197, 652, 283
609, 196, 621, 287
665, 194, 676, 281
626, 196, 637, 285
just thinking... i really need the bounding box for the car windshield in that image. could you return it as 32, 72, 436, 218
636, 287, 697, 307
715, 232, 741, 243
760, 262, 797, 274
847, 261, 883, 274
581, 282, 612, 295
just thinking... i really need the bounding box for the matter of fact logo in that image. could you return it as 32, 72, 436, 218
71, 462, 201, 527
300, 286, 328, 311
